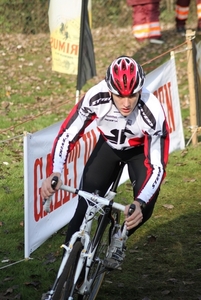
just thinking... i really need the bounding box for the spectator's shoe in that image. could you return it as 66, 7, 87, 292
150, 37, 164, 44
177, 27, 186, 36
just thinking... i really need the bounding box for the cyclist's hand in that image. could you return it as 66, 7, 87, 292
124, 201, 143, 230
41, 173, 62, 200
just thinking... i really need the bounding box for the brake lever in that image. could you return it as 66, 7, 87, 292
127, 203, 136, 217
125, 203, 136, 237
51, 176, 59, 190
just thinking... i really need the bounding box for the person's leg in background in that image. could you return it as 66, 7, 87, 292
175, 0, 191, 35
196, 0, 201, 31
131, 4, 149, 42
146, 2, 163, 44
131, 2, 163, 44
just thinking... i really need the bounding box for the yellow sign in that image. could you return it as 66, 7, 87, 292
48, 0, 82, 74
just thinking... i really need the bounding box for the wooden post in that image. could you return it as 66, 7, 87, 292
186, 29, 198, 145
166, 0, 174, 11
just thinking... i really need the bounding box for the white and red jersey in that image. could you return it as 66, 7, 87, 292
51, 79, 169, 203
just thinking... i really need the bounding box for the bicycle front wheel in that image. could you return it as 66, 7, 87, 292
78, 246, 106, 300
52, 240, 83, 300
80, 210, 116, 300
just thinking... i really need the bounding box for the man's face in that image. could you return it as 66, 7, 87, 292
111, 92, 140, 116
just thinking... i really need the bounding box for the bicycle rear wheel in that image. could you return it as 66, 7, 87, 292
52, 240, 83, 300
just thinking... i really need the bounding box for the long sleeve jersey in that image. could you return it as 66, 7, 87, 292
51, 79, 169, 203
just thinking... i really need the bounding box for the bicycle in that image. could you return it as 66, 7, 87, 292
42, 161, 135, 300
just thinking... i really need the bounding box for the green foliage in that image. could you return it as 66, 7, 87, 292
0, 0, 49, 34
0, 0, 179, 34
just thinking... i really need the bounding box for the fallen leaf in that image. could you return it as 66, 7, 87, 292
163, 204, 174, 209
24, 281, 40, 287
129, 249, 139, 253
167, 278, 178, 283
1, 259, 9, 263
183, 280, 194, 285
3, 277, 14, 282
4, 287, 13, 295
174, 162, 186, 166
161, 290, 171, 295
183, 178, 196, 182
147, 235, 157, 243
1, 101, 10, 109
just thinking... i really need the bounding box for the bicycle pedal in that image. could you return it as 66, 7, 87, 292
103, 258, 121, 269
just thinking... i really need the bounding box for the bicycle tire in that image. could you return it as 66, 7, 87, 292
52, 240, 83, 300
80, 255, 106, 300
86, 271, 105, 300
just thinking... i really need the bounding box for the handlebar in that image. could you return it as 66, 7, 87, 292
43, 176, 58, 213
43, 176, 126, 213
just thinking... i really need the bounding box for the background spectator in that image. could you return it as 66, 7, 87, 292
176, 0, 201, 35
126, 0, 163, 44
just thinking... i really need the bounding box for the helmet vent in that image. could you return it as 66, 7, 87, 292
115, 79, 122, 91
130, 63, 135, 74
123, 74, 127, 89
130, 78, 134, 91
114, 65, 119, 75
122, 60, 126, 71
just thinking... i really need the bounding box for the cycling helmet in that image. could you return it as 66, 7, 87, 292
105, 56, 145, 96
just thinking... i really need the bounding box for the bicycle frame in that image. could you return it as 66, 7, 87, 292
43, 161, 127, 300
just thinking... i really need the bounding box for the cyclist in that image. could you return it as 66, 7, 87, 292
41, 55, 169, 261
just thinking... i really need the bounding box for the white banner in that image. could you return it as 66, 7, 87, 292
145, 57, 185, 152
24, 57, 184, 258
24, 122, 98, 257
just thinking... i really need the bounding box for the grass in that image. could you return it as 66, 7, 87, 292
1, 2, 201, 300
100, 148, 201, 300
1, 147, 201, 300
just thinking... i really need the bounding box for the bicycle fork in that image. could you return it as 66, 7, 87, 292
45, 245, 71, 299
76, 207, 113, 297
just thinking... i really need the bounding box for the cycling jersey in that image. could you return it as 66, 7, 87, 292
51, 79, 169, 203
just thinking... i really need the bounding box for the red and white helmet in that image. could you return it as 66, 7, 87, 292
105, 56, 145, 96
